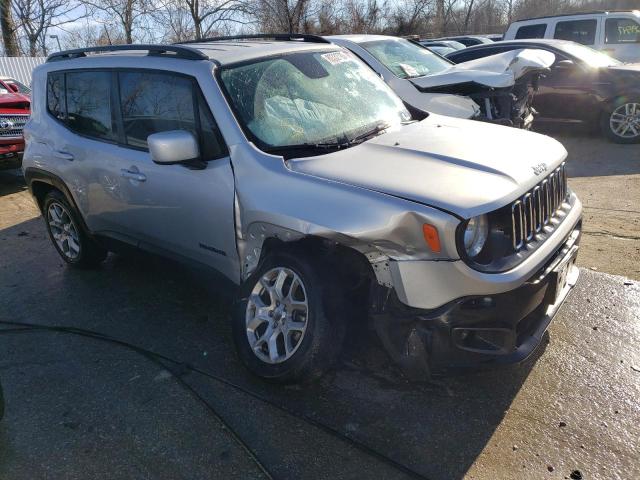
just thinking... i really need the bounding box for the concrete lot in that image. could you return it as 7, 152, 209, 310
0, 130, 639, 479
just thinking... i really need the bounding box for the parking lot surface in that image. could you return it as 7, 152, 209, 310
1, 130, 639, 479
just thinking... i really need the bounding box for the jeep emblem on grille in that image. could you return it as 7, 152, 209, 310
532, 163, 547, 176
0, 120, 14, 130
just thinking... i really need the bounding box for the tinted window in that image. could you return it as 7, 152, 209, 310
118, 71, 226, 159
448, 46, 511, 63
46, 72, 65, 120
66, 71, 114, 141
515, 24, 547, 39
605, 18, 640, 44
554, 19, 597, 45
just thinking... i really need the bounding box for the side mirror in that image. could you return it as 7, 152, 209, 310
8, 83, 19, 93
147, 130, 199, 165
554, 59, 575, 69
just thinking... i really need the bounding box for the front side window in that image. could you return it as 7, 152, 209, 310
515, 24, 547, 39
66, 71, 114, 141
605, 18, 640, 44
219, 50, 410, 150
554, 19, 597, 45
559, 42, 622, 67
118, 71, 226, 159
360, 39, 452, 79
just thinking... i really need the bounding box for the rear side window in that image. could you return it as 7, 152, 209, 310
66, 71, 114, 141
605, 18, 640, 44
118, 71, 227, 159
554, 19, 597, 45
46, 72, 65, 120
515, 24, 547, 39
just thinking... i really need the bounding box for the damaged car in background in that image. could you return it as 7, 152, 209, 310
24, 36, 581, 383
326, 35, 555, 128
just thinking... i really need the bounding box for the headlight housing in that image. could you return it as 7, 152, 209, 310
463, 214, 488, 258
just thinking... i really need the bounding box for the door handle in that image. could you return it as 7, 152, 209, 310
120, 169, 147, 182
53, 150, 74, 161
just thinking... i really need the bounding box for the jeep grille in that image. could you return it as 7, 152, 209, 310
511, 162, 568, 251
0, 114, 29, 138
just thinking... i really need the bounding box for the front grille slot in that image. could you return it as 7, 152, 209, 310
511, 162, 568, 251
0, 114, 29, 138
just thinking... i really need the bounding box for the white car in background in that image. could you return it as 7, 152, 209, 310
504, 10, 640, 63
326, 34, 555, 128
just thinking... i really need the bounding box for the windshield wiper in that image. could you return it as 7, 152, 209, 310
344, 122, 391, 146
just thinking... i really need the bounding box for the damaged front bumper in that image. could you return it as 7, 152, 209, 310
373, 222, 581, 380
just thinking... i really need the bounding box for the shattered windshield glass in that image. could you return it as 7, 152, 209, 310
361, 39, 452, 79
219, 50, 410, 151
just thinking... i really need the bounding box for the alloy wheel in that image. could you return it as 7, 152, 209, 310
47, 202, 81, 260
245, 267, 309, 364
609, 102, 640, 139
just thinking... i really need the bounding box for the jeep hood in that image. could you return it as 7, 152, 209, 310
410, 49, 555, 90
288, 115, 567, 218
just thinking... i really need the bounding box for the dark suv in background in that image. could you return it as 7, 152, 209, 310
447, 39, 640, 143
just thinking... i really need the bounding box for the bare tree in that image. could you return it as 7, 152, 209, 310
253, 0, 315, 33
0, 0, 20, 55
83, 0, 148, 43
12, 0, 88, 55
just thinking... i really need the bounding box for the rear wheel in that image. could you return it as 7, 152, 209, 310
232, 251, 345, 383
601, 99, 640, 144
43, 190, 107, 268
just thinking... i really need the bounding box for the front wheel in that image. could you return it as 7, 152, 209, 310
601, 99, 640, 144
231, 251, 345, 383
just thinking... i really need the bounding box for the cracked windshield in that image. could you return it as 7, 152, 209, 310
220, 50, 410, 148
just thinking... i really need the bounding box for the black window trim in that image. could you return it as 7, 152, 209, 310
45, 67, 229, 161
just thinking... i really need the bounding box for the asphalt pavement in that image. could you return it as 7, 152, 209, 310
0, 168, 639, 479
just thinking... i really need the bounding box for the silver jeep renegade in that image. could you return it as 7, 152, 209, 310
23, 35, 582, 382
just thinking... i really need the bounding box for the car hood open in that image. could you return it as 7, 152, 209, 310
410, 49, 556, 90
288, 114, 567, 218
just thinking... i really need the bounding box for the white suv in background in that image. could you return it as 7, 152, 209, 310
504, 10, 640, 63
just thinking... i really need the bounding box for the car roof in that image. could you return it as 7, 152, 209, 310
325, 34, 400, 43
46, 37, 341, 67
458, 39, 573, 50
179, 39, 338, 65
513, 10, 639, 22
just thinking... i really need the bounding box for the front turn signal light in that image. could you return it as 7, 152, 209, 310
422, 224, 441, 253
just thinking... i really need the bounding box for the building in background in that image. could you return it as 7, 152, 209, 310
0, 57, 45, 87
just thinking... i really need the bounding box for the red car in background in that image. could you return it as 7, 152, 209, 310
0, 76, 31, 170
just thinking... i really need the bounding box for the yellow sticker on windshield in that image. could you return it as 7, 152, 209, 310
321, 51, 351, 65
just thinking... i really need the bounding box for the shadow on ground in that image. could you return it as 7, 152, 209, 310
0, 170, 27, 197
0, 216, 545, 480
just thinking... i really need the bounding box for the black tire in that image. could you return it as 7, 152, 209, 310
600, 97, 640, 144
43, 190, 107, 268
232, 250, 346, 383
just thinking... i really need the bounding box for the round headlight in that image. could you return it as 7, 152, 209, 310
463, 214, 489, 258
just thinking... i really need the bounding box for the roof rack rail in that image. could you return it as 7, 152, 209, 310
179, 33, 331, 45
47, 44, 208, 63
